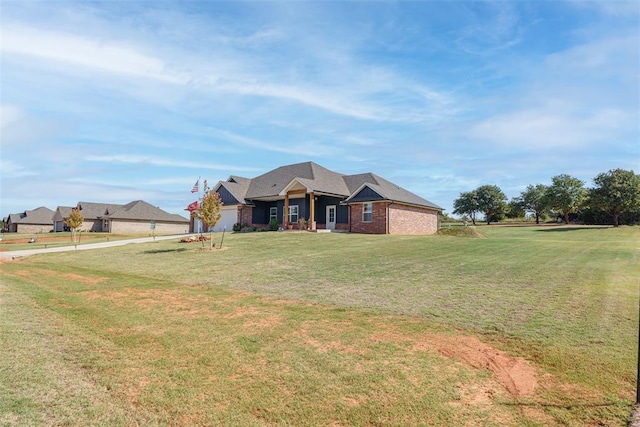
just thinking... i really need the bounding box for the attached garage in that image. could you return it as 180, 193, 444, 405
213, 206, 238, 232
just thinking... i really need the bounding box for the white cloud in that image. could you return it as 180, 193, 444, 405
0, 105, 24, 129
0, 159, 37, 178
84, 154, 259, 173
1, 24, 187, 84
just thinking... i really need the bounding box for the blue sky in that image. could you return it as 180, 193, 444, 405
1, 1, 638, 218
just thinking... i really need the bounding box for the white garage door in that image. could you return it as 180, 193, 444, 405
214, 207, 238, 232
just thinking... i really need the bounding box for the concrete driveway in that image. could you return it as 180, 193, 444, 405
0, 234, 189, 261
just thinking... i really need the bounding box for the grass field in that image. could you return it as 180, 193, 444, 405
0, 225, 638, 426
0, 232, 156, 252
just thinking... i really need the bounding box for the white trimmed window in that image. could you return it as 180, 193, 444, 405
362, 202, 373, 222
288, 205, 299, 223
270, 207, 278, 221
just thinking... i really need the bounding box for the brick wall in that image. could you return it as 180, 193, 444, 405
349, 202, 440, 235
388, 204, 439, 235
349, 202, 389, 234
239, 206, 253, 225
16, 224, 54, 234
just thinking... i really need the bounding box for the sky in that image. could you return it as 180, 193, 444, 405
1, 0, 638, 218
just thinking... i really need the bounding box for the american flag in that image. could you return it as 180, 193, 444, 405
191, 179, 199, 193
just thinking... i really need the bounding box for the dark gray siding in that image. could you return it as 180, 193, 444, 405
217, 186, 240, 205
348, 186, 384, 203
314, 196, 348, 224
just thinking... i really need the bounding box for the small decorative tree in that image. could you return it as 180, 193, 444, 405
191, 180, 223, 249
64, 207, 84, 242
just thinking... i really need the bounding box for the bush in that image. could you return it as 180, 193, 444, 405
268, 219, 279, 231
232, 223, 242, 232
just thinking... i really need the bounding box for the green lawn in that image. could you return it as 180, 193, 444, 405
1, 225, 637, 425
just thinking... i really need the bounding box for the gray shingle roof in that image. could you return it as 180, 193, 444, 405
215, 161, 442, 210
15, 206, 55, 224
54, 206, 74, 220
77, 202, 125, 219
104, 200, 189, 222
344, 174, 443, 210
245, 162, 350, 199
215, 176, 252, 205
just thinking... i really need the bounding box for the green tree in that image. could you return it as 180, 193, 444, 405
64, 207, 84, 242
452, 190, 479, 225
192, 180, 223, 249
517, 184, 549, 224
475, 185, 507, 225
505, 198, 525, 219
589, 169, 640, 227
545, 174, 587, 224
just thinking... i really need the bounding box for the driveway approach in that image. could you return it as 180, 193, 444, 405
0, 234, 188, 261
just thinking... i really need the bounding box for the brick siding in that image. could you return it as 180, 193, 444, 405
239, 206, 253, 225
349, 202, 389, 234
388, 204, 439, 235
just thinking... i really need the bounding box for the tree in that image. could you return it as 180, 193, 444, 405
505, 198, 525, 219
453, 190, 479, 225
589, 169, 640, 227
191, 180, 223, 249
545, 174, 587, 224
64, 207, 84, 242
475, 185, 507, 225
517, 184, 549, 224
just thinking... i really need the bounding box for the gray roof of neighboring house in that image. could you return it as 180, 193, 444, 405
75, 201, 188, 223
215, 161, 442, 210
77, 202, 125, 219
14, 206, 55, 225
54, 206, 74, 220
104, 200, 188, 223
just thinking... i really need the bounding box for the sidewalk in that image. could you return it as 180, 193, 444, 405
0, 234, 187, 261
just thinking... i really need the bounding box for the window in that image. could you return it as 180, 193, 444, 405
288, 205, 299, 223
269, 207, 278, 221
362, 202, 372, 222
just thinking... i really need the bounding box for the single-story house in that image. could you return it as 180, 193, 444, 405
212, 161, 442, 234
52, 201, 189, 234
4, 207, 55, 233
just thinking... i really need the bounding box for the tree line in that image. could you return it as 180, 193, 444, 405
452, 169, 640, 227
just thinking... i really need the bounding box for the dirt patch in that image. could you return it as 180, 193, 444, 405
30, 268, 108, 285
433, 335, 537, 398
372, 330, 537, 399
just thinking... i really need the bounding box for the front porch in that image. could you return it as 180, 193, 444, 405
242, 181, 350, 232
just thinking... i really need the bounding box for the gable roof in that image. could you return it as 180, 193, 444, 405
214, 161, 442, 210
14, 206, 55, 225
53, 206, 74, 220
344, 173, 442, 210
104, 200, 188, 223
76, 202, 125, 219
245, 162, 351, 200
214, 176, 252, 205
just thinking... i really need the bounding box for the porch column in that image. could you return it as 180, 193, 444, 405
309, 192, 316, 230
284, 193, 289, 227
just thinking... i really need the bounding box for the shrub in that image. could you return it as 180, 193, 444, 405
232, 223, 242, 232
268, 219, 279, 231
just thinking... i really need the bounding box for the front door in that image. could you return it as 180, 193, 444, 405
326, 205, 336, 230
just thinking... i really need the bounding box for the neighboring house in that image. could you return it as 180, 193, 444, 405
52, 206, 74, 232
4, 206, 55, 233
52, 201, 189, 234
213, 161, 442, 234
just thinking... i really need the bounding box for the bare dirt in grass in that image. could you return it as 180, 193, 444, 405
2, 267, 108, 285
